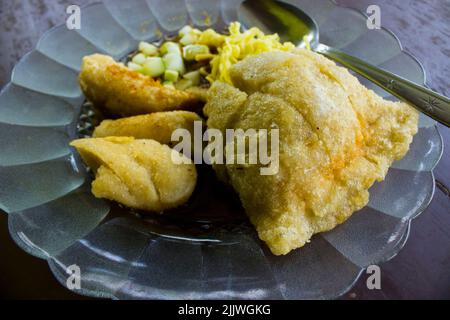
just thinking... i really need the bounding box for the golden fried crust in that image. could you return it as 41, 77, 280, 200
70, 137, 197, 212
204, 50, 418, 255
79, 54, 203, 117
204, 83, 248, 183
93, 111, 203, 147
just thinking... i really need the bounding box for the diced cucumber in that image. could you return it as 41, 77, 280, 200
139, 42, 158, 56
195, 53, 215, 61
183, 44, 210, 61
132, 53, 147, 65
142, 57, 165, 77
164, 70, 179, 82
162, 81, 175, 89
183, 70, 200, 86
161, 41, 181, 55
180, 33, 198, 46
175, 79, 194, 90
179, 25, 193, 37
127, 62, 143, 72
163, 53, 186, 75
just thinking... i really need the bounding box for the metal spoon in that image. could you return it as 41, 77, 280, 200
239, 0, 450, 127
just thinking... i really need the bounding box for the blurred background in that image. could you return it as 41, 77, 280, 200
0, 0, 449, 299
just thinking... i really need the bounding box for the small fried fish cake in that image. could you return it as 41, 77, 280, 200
79, 54, 203, 117
71, 137, 197, 212
93, 111, 203, 148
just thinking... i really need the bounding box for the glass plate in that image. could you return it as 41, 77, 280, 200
0, 0, 443, 300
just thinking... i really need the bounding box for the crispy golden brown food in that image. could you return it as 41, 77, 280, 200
186, 87, 209, 102
93, 111, 203, 147
79, 54, 203, 117
204, 50, 418, 255
71, 137, 197, 212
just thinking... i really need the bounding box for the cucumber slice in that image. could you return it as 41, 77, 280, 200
163, 53, 186, 75
162, 81, 175, 89
175, 79, 194, 90
142, 57, 165, 77
139, 42, 158, 56
164, 70, 179, 82
127, 62, 143, 72
183, 70, 200, 86
183, 44, 210, 61
132, 53, 147, 65
179, 25, 193, 37
161, 41, 181, 55
195, 53, 215, 61
180, 33, 198, 46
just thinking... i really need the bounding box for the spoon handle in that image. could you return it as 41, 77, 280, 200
316, 44, 450, 127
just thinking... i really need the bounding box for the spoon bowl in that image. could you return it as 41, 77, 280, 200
239, 0, 319, 48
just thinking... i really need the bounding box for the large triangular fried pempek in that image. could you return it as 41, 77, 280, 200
204, 50, 418, 255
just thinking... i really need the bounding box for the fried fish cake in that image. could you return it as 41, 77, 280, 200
79, 54, 203, 117
93, 111, 203, 147
204, 50, 418, 255
71, 137, 197, 212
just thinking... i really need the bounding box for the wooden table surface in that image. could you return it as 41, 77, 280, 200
0, 0, 449, 300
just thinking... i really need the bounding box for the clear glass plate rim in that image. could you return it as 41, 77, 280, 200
0, 0, 444, 300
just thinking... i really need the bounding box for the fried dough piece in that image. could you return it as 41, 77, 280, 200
204, 50, 418, 255
186, 87, 209, 102
71, 137, 197, 212
93, 111, 203, 147
79, 54, 202, 117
